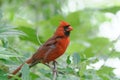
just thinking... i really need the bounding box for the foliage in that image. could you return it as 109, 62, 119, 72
0, 0, 120, 80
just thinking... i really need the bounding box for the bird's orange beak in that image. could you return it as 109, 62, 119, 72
67, 26, 73, 31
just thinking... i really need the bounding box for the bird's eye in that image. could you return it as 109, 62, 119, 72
64, 25, 70, 31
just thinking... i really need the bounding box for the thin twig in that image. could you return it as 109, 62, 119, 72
34, 5, 43, 46
52, 61, 57, 80
36, 27, 42, 45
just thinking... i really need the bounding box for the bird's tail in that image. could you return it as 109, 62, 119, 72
8, 58, 33, 78
11, 64, 24, 75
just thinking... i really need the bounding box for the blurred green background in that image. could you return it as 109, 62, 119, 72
0, 0, 120, 80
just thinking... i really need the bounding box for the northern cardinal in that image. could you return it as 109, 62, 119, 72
10, 21, 73, 77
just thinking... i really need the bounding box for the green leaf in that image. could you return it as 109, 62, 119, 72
1, 38, 9, 48
49, 15, 64, 26
21, 63, 30, 80
97, 66, 114, 74
110, 51, 120, 58
30, 72, 39, 80
66, 56, 71, 65
0, 54, 21, 59
67, 42, 86, 54
66, 66, 74, 74
0, 48, 22, 60
0, 69, 8, 80
66, 11, 80, 26
0, 10, 2, 20
85, 37, 110, 56
79, 62, 87, 78
100, 6, 120, 14
0, 24, 24, 38
88, 37, 110, 48
17, 26, 42, 44
84, 47, 94, 58
13, 17, 33, 28
72, 53, 80, 65
97, 66, 114, 80
0, 63, 9, 72
0, 47, 6, 52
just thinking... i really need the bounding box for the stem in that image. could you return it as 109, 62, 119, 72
52, 61, 57, 80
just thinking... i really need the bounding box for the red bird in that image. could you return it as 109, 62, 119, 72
10, 21, 73, 76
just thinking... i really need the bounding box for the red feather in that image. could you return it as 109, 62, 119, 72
10, 21, 73, 76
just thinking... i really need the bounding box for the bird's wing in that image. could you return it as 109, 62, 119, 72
31, 36, 59, 63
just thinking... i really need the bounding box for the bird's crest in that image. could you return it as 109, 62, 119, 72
60, 21, 70, 27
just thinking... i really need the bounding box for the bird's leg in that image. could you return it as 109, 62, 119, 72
44, 62, 64, 75
53, 61, 58, 72
52, 61, 58, 80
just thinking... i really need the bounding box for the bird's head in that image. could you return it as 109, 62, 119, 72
55, 21, 73, 37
